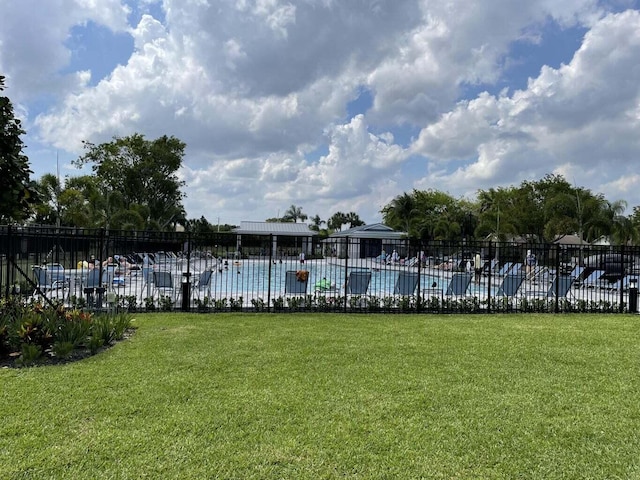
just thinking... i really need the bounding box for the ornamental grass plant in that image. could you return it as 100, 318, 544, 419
2, 313, 640, 479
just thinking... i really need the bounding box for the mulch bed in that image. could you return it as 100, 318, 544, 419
0, 329, 135, 369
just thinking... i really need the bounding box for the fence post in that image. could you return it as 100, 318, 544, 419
487, 241, 492, 314
416, 239, 422, 313
5, 225, 12, 298
554, 244, 561, 313
267, 234, 273, 312
181, 230, 192, 312
620, 242, 626, 313
343, 236, 349, 313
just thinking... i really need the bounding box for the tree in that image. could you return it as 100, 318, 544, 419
327, 212, 348, 231
381, 192, 417, 235
33, 173, 63, 226
74, 134, 186, 231
309, 214, 325, 232
283, 204, 307, 223
0, 75, 39, 222
345, 212, 365, 228
475, 187, 520, 241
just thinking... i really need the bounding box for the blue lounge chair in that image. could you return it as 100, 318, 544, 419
496, 273, 525, 297
546, 274, 575, 298
153, 271, 177, 302
285, 270, 309, 295
608, 275, 638, 292
193, 270, 214, 300
445, 273, 473, 297
496, 262, 514, 276
394, 271, 420, 296
346, 270, 372, 295
83, 268, 107, 308
582, 269, 605, 288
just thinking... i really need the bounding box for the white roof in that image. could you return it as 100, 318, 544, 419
328, 223, 406, 239
233, 221, 316, 236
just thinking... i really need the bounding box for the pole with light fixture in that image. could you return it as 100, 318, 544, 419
629, 278, 638, 313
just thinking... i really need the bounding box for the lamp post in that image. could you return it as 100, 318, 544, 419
629, 278, 638, 313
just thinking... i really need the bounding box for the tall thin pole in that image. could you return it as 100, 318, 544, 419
56, 152, 61, 228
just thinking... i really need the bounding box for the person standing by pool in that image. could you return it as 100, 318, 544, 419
525, 250, 537, 275
474, 253, 483, 283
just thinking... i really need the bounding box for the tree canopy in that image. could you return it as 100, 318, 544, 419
0, 75, 39, 223
70, 134, 187, 230
381, 174, 638, 244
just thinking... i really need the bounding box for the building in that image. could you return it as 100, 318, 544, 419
325, 223, 408, 259
233, 221, 317, 257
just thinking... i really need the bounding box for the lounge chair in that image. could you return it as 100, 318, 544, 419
496, 262, 514, 276
32, 265, 65, 297
568, 265, 585, 280
445, 273, 473, 297
496, 273, 525, 297
394, 271, 420, 296
484, 259, 499, 275
403, 257, 419, 268
581, 269, 605, 288
545, 275, 575, 298
509, 263, 524, 276
346, 270, 372, 295
608, 275, 638, 292
525, 265, 548, 282
284, 270, 309, 296
193, 270, 214, 300
153, 271, 177, 303
83, 268, 107, 308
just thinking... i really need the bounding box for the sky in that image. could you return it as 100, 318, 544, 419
2, 0, 640, 226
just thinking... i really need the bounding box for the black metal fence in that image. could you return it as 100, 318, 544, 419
2, 225, 639, 313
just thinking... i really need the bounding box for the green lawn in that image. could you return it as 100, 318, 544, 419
2, 313, 640, 479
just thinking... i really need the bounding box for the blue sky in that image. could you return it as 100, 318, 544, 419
2, 0, 640, 225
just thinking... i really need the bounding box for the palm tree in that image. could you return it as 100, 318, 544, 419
33, 173, 63, 226
611, 214, 639, 245
309, 214, 325, 232
283, 204, 307, 223
345, 212, 365, 228
381, 192, 417, 234
328, 212, 348, 231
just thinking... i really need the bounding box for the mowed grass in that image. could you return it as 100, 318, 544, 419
2, 313, 640, 479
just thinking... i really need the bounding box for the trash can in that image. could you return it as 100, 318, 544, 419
181, 272, 192, 311
630, 278, 638, 313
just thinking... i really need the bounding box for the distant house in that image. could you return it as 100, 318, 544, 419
233, 221, 317, 256
326, 223, 407, 259
552, 234, 589, 245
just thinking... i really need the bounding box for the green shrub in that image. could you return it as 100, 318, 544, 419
251, 297, 266, 312
119, 295, 138, 312
91, 315, 115, 347
159, 295, 174, 311
229, 297, 243, 311
52, 341, 74, 359
54, 310, 91, 348
214, 298, 229, 311
271, 296, 284, 310
144, 297, 156, 311
16, 343, 42, 367
365, 296, 381, 312
195, 296, 212, 312
17, 310, 55, 351
112, 312, 133, 340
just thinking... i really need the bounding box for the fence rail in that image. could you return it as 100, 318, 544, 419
2, 225, 639, 314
